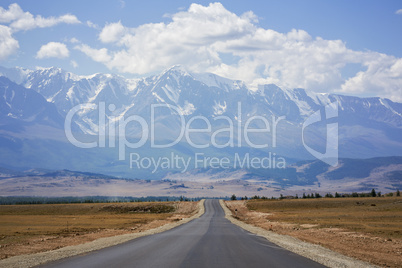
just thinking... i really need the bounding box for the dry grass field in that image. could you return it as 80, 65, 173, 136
0, 201, 198, 259
226, 197, 402, 267
246, 197, 402, 239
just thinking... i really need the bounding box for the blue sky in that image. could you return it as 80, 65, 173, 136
0, 0, 402, 101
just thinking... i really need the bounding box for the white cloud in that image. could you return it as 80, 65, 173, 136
0, 4, 81, 61
0, 3, 24, 23
10, 13, 80, 32
0, 3, 80, 32
74, 44, 111, 63
396, 9, 402, 15
86, 20, 99, 29
341, 56, 402, 101
99, 21, 125, 43
0, 25, 19, 60
82, 3, 256, 74
36, 42, 69, 59
70, 60, 78, 68
70, 37, 80, 44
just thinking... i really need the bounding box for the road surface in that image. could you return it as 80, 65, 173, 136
39, 199, 326, 268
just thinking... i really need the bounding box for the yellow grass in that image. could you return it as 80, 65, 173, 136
0, 202, 184, 249
246, 197, 402, 238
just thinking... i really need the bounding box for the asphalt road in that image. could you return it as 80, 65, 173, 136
39, 199, 326, 268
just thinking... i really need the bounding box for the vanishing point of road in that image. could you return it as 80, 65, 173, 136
39, 199, 325, 268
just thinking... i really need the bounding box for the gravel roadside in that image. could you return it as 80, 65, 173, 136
219, 200, 379, 268
0, 200, 205, 268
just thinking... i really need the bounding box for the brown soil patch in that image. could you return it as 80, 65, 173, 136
226, 198, 402, 268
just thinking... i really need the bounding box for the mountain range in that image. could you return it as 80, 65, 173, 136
0, 65, 401, 183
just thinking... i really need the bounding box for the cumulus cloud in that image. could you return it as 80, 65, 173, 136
99, 21, 126, 43
341, 56, 402, 101
36, 42, 69, 59
74, 44, 111, 63
0, 3, 80, 60
0, 25, 19, 60
0, 3, 24, 23
396, 9, 402, 15
83, 3, 256, 74
0, 3, 80, 32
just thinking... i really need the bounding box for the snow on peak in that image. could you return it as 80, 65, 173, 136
32, 66, 82, 82
161, 66, 244, 91
191, 72, 241, 91
162, 65, 190, 77
158, 65, 192, 87
35, 66, 62, 75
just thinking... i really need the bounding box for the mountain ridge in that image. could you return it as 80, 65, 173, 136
0, 65, 401, 178
1, 65, 401, 124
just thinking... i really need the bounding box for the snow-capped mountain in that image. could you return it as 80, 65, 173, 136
3, 65, 400, 130
0, 66, 134, 115
0, 76, 63, 127
0, 65, 401, 177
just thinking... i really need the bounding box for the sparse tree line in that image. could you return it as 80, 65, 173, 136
1, 189, 399, 204
0, 196, 203, 205
230, 189, 400, 201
